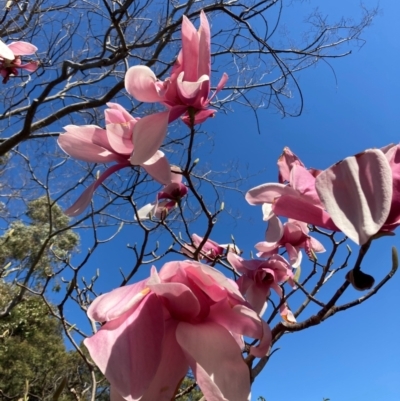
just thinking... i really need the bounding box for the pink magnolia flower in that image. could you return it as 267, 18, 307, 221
277, 147, 306, 183
136, 168, 188, 220
228, 253, 296, 322
84, 261, 271, 401
0, 40, 38, 83
181, 233, 241, 262
124, 11, 228, 164
255, 217, 325, 266
58, 103, 172, 216
246, 146, 400, 245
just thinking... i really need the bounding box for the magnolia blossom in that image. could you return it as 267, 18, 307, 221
255, 216, 325, 266
124, 11, 228, 164
136, 169, 188, 220
0, 39, 38, 83
85, 261, 271, 401
58, 103, 172, 216
246, 145, 400, 245
277, 146, 306, 183
181, 233, 241, 262
228, 253, 296, 322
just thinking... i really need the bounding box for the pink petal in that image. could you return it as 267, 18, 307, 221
210, 303, 272, 358
265, 215, 284, 243
0, 39, 15, 59
185, 108, 216, 125
105, 103, 135, 124
197, 11, 211, 78
383, 144, 400, 228
186, 263, 243, 302
148, 281, 200, 320
140, 321, 188, 401
316, 149, 393, 245
106, 121, 135, 155
245, 183, 298, 205
84, 294, 164, 401
262, 203, 274, 221
176, 321, 251, 401
19, 61, 39, 72
277, 147, 305, 183
290, 165, 321, 204
285, 243, 300, 266
181, 16, 200, 83
208, 73, 229, 103
125, 65, 166, 103
245, 282, 270, 316
309, 236, 326, 253
141, 150, 172, 185
177, 73, 210, 106
60, 125, 120, 162
130, 111, 170, 165
273, 194, 338, 231
88, 279, 148, 322
65, 163, 129, 216
7, 41, 37, 56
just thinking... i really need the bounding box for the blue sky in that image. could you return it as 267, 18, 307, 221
61, 1, 400, 400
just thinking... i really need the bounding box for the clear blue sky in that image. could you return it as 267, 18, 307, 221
67, 1, 400, 400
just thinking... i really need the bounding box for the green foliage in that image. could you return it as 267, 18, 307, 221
0, 283, 105, 401
177, 374, 203, 401
0, 196, 79, 282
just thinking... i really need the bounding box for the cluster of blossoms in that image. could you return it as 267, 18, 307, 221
0, 39, 38, 83
58, 11, 227, 218
247, 145, 400, 290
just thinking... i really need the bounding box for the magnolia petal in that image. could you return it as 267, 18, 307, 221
105, 103, 135, 124
0, 39, 15, 59
148, 282, 201, 320
245, 282, 270, 316
182, 108, 215, 126
106, 121, 135, 155
245, 183, 297, 205
177, 72, 209, 103
141, 321, 188, 401
198, 10, 211, 78
309, 236, 326, 253
125, 65, 165, 103
273, 194, 338, 231
181, 15, 200, 83
110, 387, 125, 401
187, 263, 244, 301
214, 72, 229, 94
209, 301, 270, 350
84, 294, 164, 401
290, 165, 321, 204
265, 215, 284, 243
7, 41, 37, 55
130, 111, 170, 165
59, 125, 121, 163
208, 72, 229, 105
316, 149, 393, 245
19, 61, 39, 72
88, 279, 148, 322
65, 163, 129, 216
141, 151, 172, 185
262, 203, 274, 221
277, 147, 305, 183
285, 243, 300, 267
383, 144, 400, 229
176, 321, 251, 401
